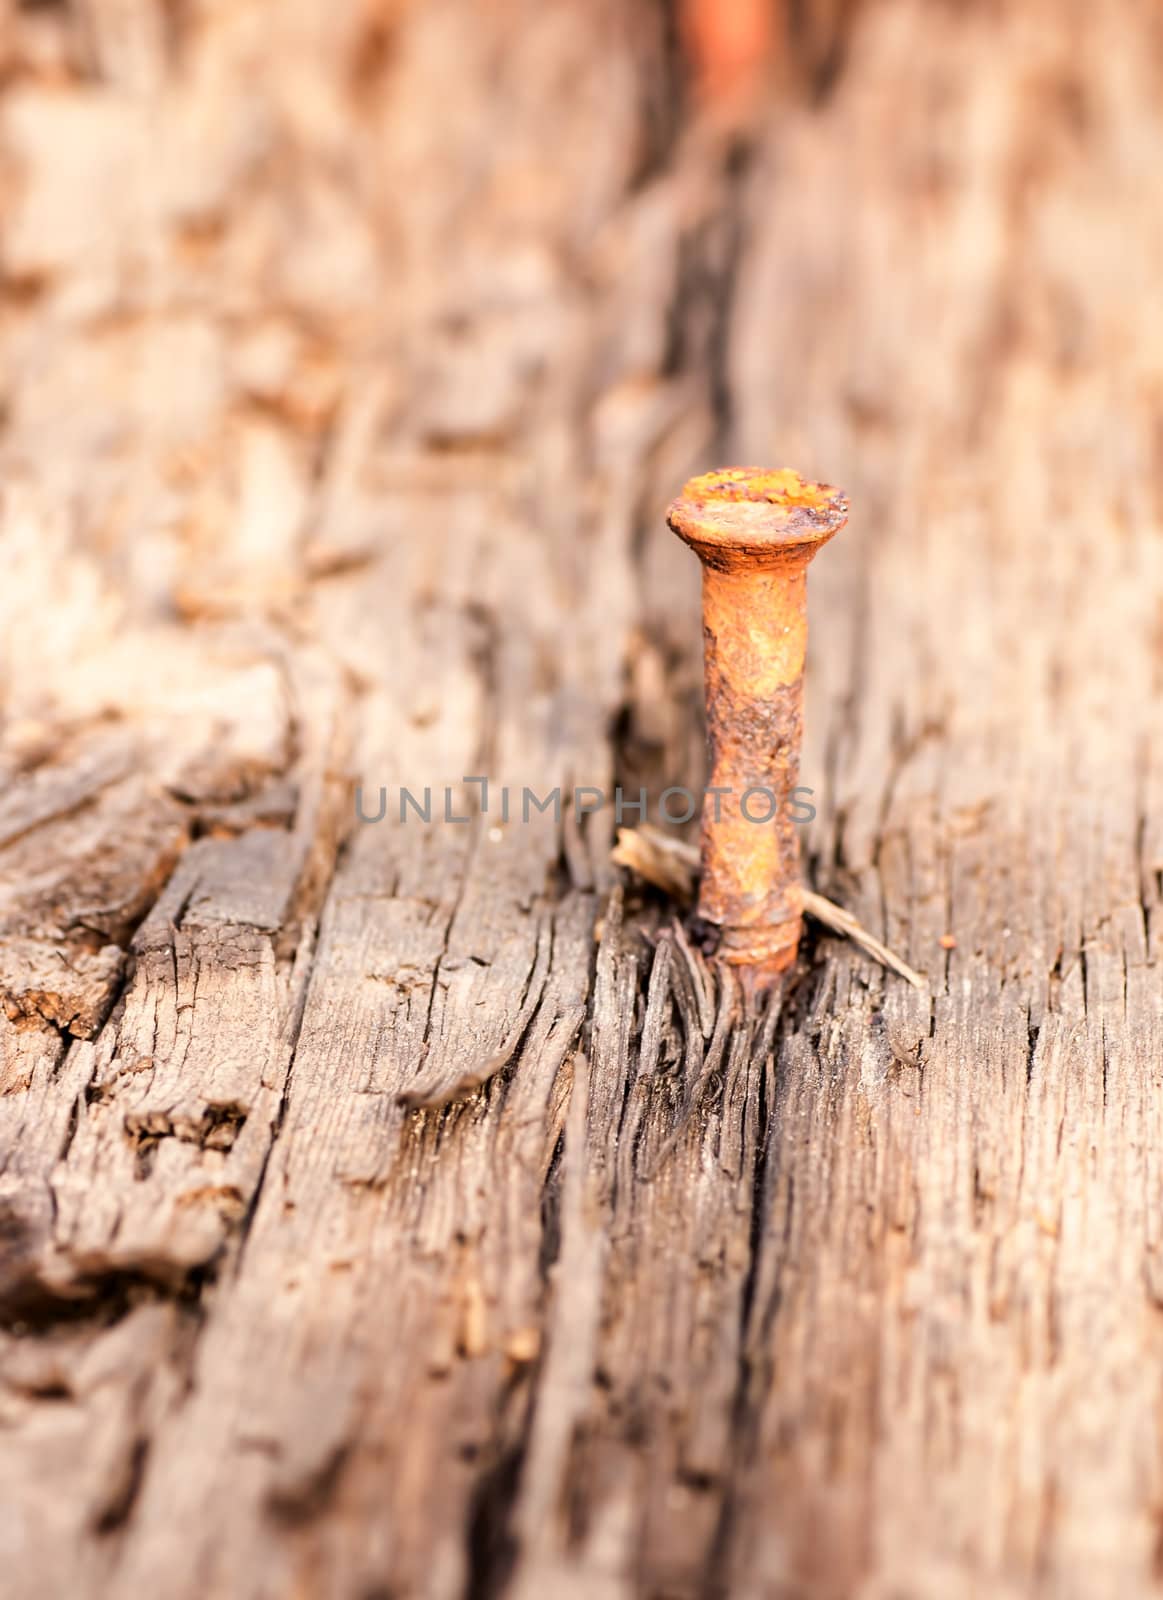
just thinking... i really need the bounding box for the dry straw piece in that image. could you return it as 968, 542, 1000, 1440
612, 826, 925, 990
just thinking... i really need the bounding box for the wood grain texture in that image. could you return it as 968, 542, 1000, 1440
2, 0, 1163, 1595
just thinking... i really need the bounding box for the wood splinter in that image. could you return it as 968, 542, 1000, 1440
612, 826, 926, 990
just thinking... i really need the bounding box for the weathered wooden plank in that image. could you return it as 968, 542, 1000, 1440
3, 0, 1163, 1596
715, 4, 1163, 1597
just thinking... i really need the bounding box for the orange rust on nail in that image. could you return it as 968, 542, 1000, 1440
679, 0, 777, 102
667, 466, 848, 988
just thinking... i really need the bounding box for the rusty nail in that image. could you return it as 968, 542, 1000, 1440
667, 467, 848, 988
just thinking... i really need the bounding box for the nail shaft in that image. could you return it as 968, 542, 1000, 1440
667, 467, 848, 986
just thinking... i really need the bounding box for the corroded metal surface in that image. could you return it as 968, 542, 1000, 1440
667, 467, 848, 985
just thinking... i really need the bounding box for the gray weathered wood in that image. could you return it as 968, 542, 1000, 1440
2, 0, 1163, 1596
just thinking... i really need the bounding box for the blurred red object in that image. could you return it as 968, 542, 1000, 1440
680, 0, 777, 101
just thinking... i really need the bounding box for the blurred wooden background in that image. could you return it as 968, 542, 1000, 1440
3, 0, 1163, 1595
